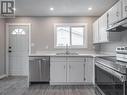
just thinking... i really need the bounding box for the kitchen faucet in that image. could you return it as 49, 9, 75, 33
65, 44, 70, 54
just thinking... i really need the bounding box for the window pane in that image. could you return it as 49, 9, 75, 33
56, 26, 70, 46
71, 27, 84, 46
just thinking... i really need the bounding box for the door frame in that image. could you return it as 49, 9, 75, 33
6, 23, 31, 76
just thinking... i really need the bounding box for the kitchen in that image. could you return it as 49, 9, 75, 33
0, 0, 127, 95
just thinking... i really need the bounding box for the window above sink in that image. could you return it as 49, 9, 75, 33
54, 23, 87, 49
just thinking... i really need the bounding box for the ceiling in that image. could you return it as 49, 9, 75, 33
15, 0, 118, 16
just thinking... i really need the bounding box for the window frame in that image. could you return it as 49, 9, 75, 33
54, 23, 87, 49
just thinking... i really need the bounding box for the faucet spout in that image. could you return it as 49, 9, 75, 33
66, 44, 70, 54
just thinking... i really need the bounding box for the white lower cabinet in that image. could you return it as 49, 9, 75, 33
50, 61, 66, 83
67, 62, 84, 83
84, 57, 94, 84
50, 56, 94, 85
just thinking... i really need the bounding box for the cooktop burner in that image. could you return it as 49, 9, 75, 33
96, 56, 127, 74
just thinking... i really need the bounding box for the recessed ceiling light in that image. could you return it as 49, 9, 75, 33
50, 7, 54, 11
88, 7, 92, 11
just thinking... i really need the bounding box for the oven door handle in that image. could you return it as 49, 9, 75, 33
95, 62, 126, 82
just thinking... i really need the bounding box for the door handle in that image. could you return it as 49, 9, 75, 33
9, 46, 12, 49
8, 50, 12, 53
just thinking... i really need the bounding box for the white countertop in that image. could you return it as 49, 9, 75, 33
29, 53, 115, 57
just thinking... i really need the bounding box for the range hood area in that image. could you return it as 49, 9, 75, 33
107, 18, 127, 32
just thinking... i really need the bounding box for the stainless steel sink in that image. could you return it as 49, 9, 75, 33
56, 52, 78, 56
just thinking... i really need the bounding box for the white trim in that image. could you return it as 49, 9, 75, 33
54, 23, 88, 49
6, 23, 31, 77
0, 74, 7, 79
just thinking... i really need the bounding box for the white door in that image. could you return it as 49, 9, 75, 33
50, 62, 66, 83
7, 24, 30, 76
67, 62, 84, 83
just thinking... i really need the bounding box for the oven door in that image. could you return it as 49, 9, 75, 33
95, 62, 126, 95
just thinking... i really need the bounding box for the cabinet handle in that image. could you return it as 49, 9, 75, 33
84, 64, 86, 81
125, 6, 127, 12
116, 11, 119, 17
42, 59, 46, 61
38, 59, 42, 80
64, 65, 66, 69
84, 58, 86, 62
69, 65, 71, 69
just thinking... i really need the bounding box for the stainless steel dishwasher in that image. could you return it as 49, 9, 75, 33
29, 56, 50, 82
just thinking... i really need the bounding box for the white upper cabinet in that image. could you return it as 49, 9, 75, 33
93, 12, 110, 43
108, 0, 122, 26
122, 0, 127, 18
98, 12, 108, 43
93, 0, 122, 44
93, 20, 99, 43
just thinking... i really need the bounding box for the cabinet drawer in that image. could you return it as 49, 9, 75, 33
50, 57, 67, 62
67, 57, 85, 62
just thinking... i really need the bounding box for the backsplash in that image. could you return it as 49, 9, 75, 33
99, 30, 127, 54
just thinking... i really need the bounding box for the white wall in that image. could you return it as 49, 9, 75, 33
5, 16, 97, 54
0, 19, 5, 77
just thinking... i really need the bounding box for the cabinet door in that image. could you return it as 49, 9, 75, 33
50, 62, 66, 82
99, 13, 109, 43
108, 0, 122, 25
93, 20, 99, 43
67, 62, 84, 82
29, 59, 40, 82
122, 0, 127, 18
85, 57, 94, 83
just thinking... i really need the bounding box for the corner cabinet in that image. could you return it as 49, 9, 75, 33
50, 56, 94, 85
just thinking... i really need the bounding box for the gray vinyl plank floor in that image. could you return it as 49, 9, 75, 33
0, 77, 97, 95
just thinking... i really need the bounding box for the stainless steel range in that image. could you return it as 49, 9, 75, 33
95, 47, 127, 95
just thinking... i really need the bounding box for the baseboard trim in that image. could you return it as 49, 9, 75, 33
8, 74, 28, 76
50, 82, 94, 85
0, 74, 7, 79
